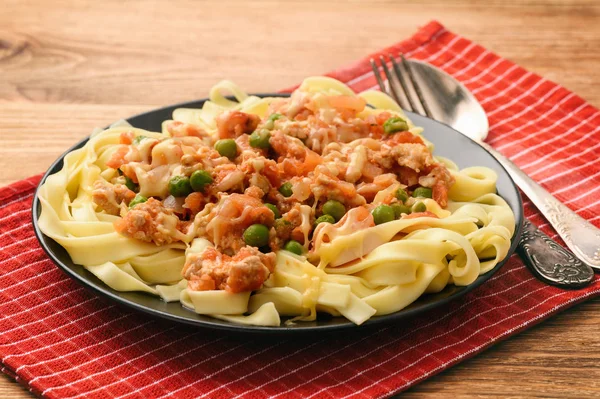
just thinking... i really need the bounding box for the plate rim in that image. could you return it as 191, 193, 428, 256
31, 93, 524, 334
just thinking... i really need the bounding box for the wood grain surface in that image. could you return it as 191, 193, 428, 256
1, 0, 599, 397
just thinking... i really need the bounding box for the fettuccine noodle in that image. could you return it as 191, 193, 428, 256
38, 77, 515, 326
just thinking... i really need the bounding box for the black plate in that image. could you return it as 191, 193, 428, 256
32, 94, 524, 334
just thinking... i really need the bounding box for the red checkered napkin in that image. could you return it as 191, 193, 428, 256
1, 21, 599, 399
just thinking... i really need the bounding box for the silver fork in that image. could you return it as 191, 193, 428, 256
371, 54, 595, 288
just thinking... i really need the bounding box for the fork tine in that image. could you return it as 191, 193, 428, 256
390, 55, 418, 114
400, 54, 434, 119
379, 56, 408, 111
369, 58, 386, 94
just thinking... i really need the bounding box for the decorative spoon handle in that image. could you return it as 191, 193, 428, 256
518, 220, 594, 288
480, 141, 600, 271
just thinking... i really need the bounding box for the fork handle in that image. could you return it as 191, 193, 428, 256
479, 141, 600, 271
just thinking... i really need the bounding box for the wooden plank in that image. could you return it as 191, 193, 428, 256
0, 375, 31, 399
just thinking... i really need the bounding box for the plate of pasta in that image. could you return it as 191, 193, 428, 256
33, 77, 523, 333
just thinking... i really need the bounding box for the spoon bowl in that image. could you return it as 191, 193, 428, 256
409, 60, 489, 141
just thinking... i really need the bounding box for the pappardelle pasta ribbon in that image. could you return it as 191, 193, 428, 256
38, 77, 515, 326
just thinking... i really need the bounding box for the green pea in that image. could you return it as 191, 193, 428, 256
383, 117, 409, 135
412, 187, 432, 198
265, 203, 281, 219
133, 135, 148, 145
372, 205, 395, 225
129, 194, 147, 209
249, 129, 271, 149
391, 203, 411, 219
314, 214, 335, 227
395, 187, 409, 202
279, 182, 293, 197
264, 113, 283, 130
284, 240, 304, 255
124, 176, 137, 192
190, 170, 213, 192
322, 200, 346, 222
214, 139, 238, 160
168, 176, 192, 197
412, 201, 427, 213
243, 224, 270, 247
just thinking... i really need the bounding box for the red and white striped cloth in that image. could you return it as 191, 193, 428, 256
1, 21, 599, 398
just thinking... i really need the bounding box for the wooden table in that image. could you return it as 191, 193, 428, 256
2, 0, 599, 397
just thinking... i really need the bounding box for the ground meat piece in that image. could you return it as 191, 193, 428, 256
249, 173, 271, 197
114, 198, 187, 245
269, 130, 310, 159
211, 164, 245, 193
269, 131, 322, 177
180, 145, 230, 177
373, 143, 434, 172
199, 193, 275, 253
392, 144, 435, 171
283, 90, 314, 120
92, 180, 136, 215
184, 246, 276, 293
183, 192, 206, 217
239, 156, 280, 198
166, 121, 209, 139
105, 146, 129, 170
216, 110, 260, 139
395, 166, 420, 187
268, 204, 306, 251
310, 165, 366, 208
244, 185, 265, 199
418, 165, 455, 207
